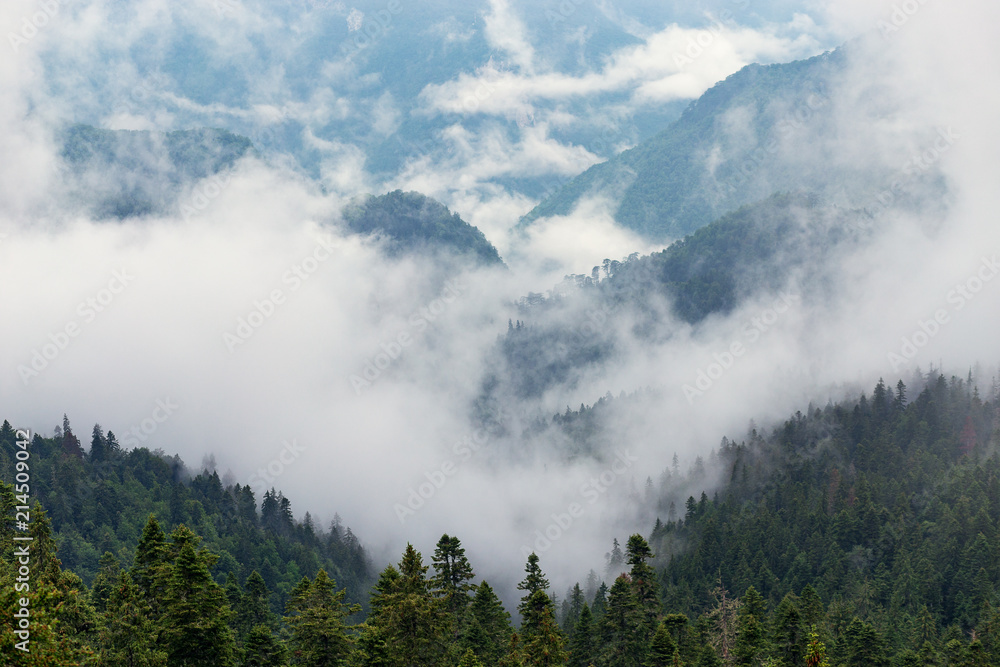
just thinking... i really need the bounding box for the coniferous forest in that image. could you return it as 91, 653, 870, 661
4, 2, 999, 666
4, 372, 1000, 665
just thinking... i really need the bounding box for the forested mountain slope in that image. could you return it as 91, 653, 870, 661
0, 418, 371, 607
4, 372, 999, 665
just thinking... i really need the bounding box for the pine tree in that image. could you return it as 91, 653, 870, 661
90, 551, 121, 614
0, 500, 97, 664
770, 593, 804, 666
159, 539, 237, 666
843, 617, 887, 667
563, 583, 585, 636
458, 648, 485, 667
237, 570, 277, 640
804, 625, 829, 667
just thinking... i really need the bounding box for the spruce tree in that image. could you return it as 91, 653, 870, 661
131, 515, 169, 609
460, 581, 514, 664
599, 574, 647, 666
362, 544, 449, 666
647, 620, 678, 666
522, 602, 568, 667
159, 540, 237, 666
518, 553, 553, 638
96, 572, 167, 667
770, 593, 804, 666
242, 624, 287, 667
627, 534, 661, 636
567, 603, 595, 667
734, 587, 766, 667
284, 569, 358, 667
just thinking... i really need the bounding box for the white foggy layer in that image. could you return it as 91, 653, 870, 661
2, 0, 1000, 605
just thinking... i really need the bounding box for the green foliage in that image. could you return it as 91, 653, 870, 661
342, 190, 504, 266
522, 48, 848, 240
284, 569, 358, 666
159, 536, 237, 666
0, 424, 372, 613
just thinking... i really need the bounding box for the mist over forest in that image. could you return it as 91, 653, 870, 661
3, 1, 1000, 665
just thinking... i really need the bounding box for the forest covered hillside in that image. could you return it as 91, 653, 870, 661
4, 372, 1000, 665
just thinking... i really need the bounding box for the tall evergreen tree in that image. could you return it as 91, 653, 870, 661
567, 603, 595, 667
521, 599, 568, 667
599, 574, 648, 667
734, 587, 766, 667
159, 538, 237, 666
242, 624, 287, 667
131, 515, 169, 609
430, 534, 476, 617
90, 424, 107, 462
518, 553, 554, 639
627, 534, 661, 635
284, 569, 357, 667
648, 620, 679, 667
362, 544, 450, 666
96, 571, 167, 667
460, 581, 514, 664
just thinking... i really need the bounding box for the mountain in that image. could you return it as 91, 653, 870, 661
485, 193, 864, 402
0, 418, 372, 609
59, 124, 255, 219
521, 47, 855, 240
342, 189, 505, 266
5, 374, 999, 666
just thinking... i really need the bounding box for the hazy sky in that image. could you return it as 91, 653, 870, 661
2, 0, 998, 600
